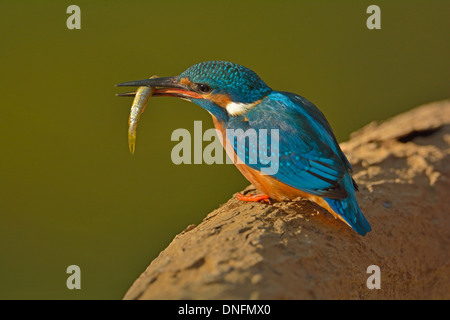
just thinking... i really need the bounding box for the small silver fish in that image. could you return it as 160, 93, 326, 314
124, 75, 160, 155
128, 86, 154, 154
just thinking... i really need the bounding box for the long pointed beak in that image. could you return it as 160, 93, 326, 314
116, 76, 202, 99
116, 76, 179, 88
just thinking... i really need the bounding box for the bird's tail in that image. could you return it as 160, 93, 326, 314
324, 176, 371, 236
325, 197, 371, 236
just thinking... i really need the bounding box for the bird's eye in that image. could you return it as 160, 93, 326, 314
195, 83, 212, 93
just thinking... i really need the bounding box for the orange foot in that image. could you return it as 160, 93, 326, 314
236, 193, 271, 204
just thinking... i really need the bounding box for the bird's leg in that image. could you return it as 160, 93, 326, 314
236, 193, 271, 204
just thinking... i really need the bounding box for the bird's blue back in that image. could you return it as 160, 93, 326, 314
226, 91, 371, 235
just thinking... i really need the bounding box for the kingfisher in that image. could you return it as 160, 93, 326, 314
116, 61, 371, 236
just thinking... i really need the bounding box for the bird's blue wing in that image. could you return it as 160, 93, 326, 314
226, 91, 351, 199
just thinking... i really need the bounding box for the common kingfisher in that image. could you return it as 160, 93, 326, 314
116, 61, 372, 236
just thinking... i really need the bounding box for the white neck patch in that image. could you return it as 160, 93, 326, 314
226, 101, 257, 116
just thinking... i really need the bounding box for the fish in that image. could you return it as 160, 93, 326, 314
127, 86, 154, 154
118, 76, 158, 154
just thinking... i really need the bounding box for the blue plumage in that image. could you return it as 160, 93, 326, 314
228, 92, 347, 198
226, 91, 371, 235
179, 61, 272, 104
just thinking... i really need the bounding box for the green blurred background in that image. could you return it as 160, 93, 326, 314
0, 0, 448, 299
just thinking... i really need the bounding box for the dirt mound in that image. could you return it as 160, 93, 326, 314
124, 100, 450, 300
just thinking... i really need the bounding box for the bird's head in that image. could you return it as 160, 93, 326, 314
116, 61, 272, 121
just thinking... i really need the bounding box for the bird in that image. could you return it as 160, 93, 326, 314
116, 61, 372, 236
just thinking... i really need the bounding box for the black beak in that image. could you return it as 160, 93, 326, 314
116, 76, 202, 99
116, 76, 180, 88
